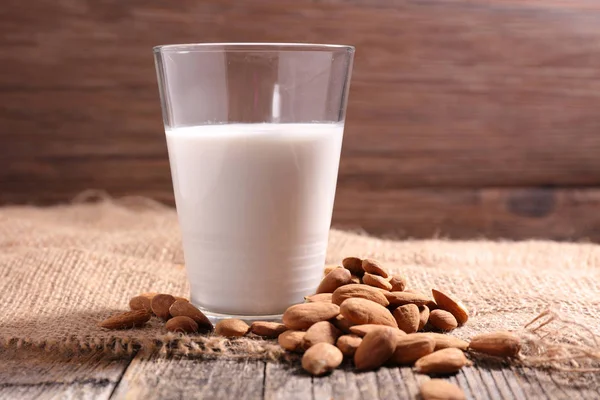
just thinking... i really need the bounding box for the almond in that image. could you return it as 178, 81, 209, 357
174, 296, 189, 303
403, 290, 438, 309
169, 300, 213, 332
414, 348, 471, 375
420, 379, 466, 400
354, 328, 397, 370
303, 321, 342, 348
350, 275, 361, 284
316, 267, 352, 294
332, 284, 389, 307
336, 334, 362, 357
215, 319, 250, 337
304, 293, 333, 303
389, 275, 407, 292
324, 265, 341, 276
413, 333, 469, 351
340, 298, 398, 328
429, 309, 458, 331
393, 304, 420, 334
278, 330, 306, 352
332, 314, 354, 334
302, 342, 343, 376
363, 273, 393, 291
361, 259, 389, 278
250, 321, 288, 338
165, 316, 198, 333
139, 292, 158, 300
391, 334, 436, 365
432, 289, 469, 325
342, 257, 364, 276
151, 294, 177, 320
99, 309, 151, 330
129, 296, 152, 312
469, 331, 521, 358
418, 305, 430, 331
282, 302, 340, 330
349, 324, 406, 340
385, 291, 432, 308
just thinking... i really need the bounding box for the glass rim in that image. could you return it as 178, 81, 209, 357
153, 42, 355, 54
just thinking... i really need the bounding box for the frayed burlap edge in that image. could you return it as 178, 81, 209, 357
3, 308, 599, 371
3, 332, 286, 361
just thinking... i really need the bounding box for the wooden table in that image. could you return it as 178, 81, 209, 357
2, 349, 599, 399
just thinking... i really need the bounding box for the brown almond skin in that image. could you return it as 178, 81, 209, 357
432, 289, 469, 325
332, 284, 389, 307
139, 292, 158, 300
129, 296, 152, 312
349, 324, 406, 341
151, 294, 177, 320
332, 314, 354, 334
393, 304, 420, 334
278, 330, 306, 352
342, 257, 364, 276
303, 321, 342, 348
413, 333, 469, 351
250, 321, 288, 338
469, 332, 521, 358
324, 265, 341, 276
340, 298, 398, 328
165, 316, 199, 333
418, 305, 430, 331
390, 334, 436, 364
99, 309, 151, 330
362, 273, 393, 291
354, 328, 397, 370
304, 293, 333, 303
215, 319, 250, 337
316, 268, 352, 293
302, 343, 343, 376
420, 379, 466, 400
385, 291, 432, 307
169, 300, 213, 332
361, 259, 389, 278
350, 275, 361, 284
389, 275, 407, 292
429, 309, 458, 331
414, 348, 470, 375
336, 334, 362, 357
282, 303, 340, 330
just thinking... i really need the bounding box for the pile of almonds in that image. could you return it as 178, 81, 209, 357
100, 257, 522, 400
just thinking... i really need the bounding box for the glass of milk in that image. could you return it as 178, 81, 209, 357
153, 43, 354, 321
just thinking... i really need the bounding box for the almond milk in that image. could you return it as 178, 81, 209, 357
166, 123, 344, 316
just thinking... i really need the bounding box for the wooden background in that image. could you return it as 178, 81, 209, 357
2, 0, 600, 240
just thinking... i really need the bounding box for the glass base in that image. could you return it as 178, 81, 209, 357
194, 303, 283, 324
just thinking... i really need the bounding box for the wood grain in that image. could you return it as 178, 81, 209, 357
0, 349, 131, 400
2, 352, 599, 399
2, 0, 600, 239
110, 354, 265, 400
332, 187, 600, 241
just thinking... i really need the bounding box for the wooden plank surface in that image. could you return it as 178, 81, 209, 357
2, 0, 600, 240
2, 352, 599, 400
332, 187, 600, 240
110, 354, 265, 400
0, 349, 131, 400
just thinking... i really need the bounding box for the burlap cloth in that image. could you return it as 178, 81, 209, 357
1, 197, 599, 370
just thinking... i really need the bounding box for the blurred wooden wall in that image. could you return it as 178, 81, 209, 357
2, 0, 600, 240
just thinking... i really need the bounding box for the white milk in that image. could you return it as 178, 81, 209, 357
166, 123, 344, 316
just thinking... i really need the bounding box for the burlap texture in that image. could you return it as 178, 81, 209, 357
1, 198, 599, 366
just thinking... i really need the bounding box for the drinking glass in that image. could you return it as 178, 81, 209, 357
154, 43, 354, 321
